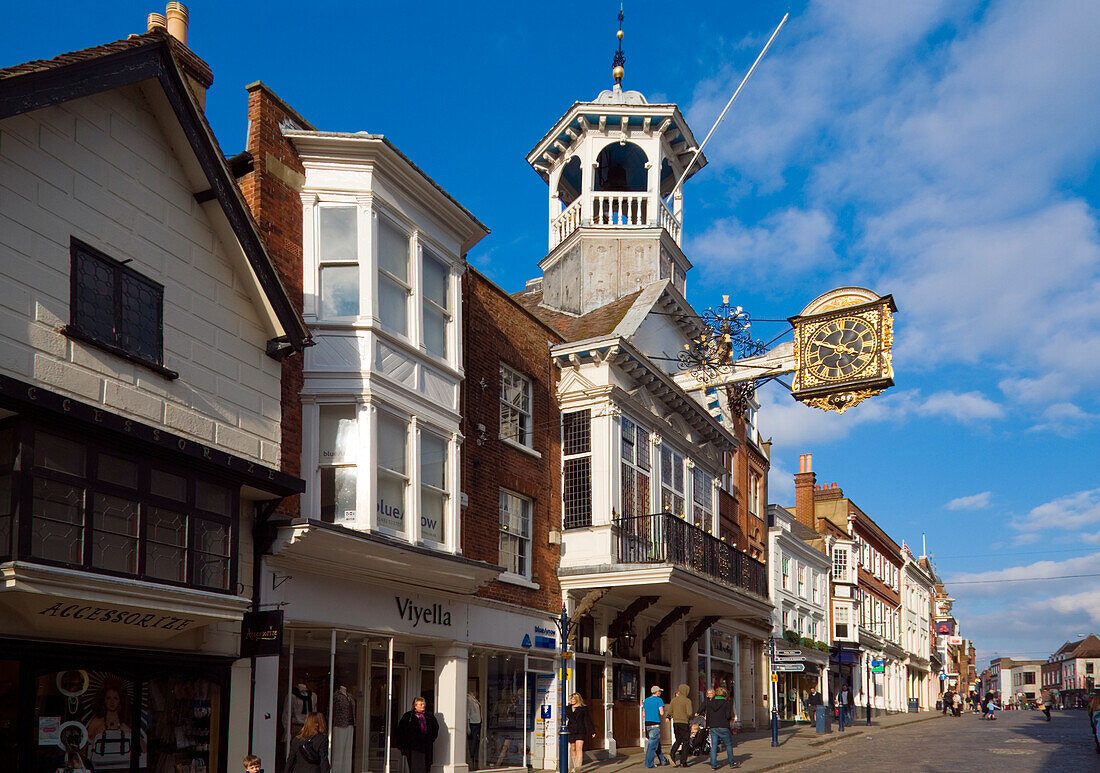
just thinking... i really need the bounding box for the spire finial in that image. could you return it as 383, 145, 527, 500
612, 3, 625, 85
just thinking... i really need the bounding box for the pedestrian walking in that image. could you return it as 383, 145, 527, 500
286, 712, 330, 773
565, 693, 596, 773
835, 683, 854, 731
668, 684, 694, 768
703, 687, 740, 769
952, 692, 962, 717
941, 689, 952, 715
805, 686, 823, 725
1087, 691, 1100, 754
643, 686, 670, 768
395, 697, 439, 773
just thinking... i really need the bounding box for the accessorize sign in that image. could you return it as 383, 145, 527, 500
37, 602, 196, 631
241, 610, 284, 657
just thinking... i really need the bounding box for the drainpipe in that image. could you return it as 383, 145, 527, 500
247, 499, 283, 753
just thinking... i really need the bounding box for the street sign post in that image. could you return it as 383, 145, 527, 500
772, 663, 806, 672
771, 656, 805, 663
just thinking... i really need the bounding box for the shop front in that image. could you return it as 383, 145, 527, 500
261, 544, 561, 773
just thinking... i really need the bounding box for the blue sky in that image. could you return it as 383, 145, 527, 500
5, 1, 1099, 667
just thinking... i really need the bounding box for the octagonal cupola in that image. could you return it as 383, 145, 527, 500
525, 19, 708, 316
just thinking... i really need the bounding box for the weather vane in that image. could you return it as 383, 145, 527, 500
612, 4, 625, 84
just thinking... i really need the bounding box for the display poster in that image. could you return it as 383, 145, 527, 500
38, 717, 61, 745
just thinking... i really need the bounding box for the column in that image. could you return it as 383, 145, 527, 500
435, 645, 470, 773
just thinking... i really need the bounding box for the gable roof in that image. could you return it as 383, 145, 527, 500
0, 28, 310, 356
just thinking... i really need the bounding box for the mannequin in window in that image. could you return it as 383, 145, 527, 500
466, 691, 482, 766
331, 685, 356, 773
283, 683, 319, 739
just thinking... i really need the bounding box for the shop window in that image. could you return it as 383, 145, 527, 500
422, 248, 450, 359
67, 238, 167, 373
469, 653, 526, 771
318, 206, 359, 318
320, 404, 359, 525
499, 489, 532, 578
500, 364, 533, 447
835, 606, 849, 640
16, 427, 236, 592
376, 412, 409, 535
660, 445, 685, 516
620, 416, 650, 517
377, 218, 410, 336
420, 431, 448, 543
562, 410, 591, 529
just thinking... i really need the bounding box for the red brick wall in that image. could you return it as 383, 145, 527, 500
239, 82, 308, 516
462, 269, 563, 614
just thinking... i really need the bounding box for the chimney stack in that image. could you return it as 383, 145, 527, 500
165, 2, 188, 45
794, 453, 817, 532
147, 3, 211, 110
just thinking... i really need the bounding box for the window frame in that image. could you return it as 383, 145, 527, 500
375, 214, 412, 337
418, 428, 449, 546
375, 409, 410, 537
562, 410, 592, 529
316, 204, 361, 320
691, 466, 713, 532
8, 418, 237, 593
499, 364, 533, 448
420, 245, 452, 360
318, 403, 359, 526
620, 415, 650, 517
64, 237, 176, 379
660, 444, 686, 517
498, 488, 533, 580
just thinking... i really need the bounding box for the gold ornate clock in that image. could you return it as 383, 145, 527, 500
789, 288, 896, 413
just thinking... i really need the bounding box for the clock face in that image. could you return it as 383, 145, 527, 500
805, 316, 878, 382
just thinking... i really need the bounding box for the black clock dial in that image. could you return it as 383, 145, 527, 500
805, 317, 877, 381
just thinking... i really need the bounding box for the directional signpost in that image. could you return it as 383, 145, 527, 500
772, 663, 806, 672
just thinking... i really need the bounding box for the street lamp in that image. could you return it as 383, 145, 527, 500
550, 605, 573, 773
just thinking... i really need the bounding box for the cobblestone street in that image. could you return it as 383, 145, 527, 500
787, 711, 1098, 772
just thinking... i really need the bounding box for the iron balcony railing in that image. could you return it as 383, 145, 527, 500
615, 512, 768, 598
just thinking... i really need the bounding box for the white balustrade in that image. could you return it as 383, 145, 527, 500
591, 192, 649, 227
547, 191, 684, 250
659, 197, 682, 245
550, 196, 582, 250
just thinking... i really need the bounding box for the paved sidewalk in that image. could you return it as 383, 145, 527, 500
576, 711, 945, 773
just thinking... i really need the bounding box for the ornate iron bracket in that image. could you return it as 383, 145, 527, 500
643, 605, 691, 654
682, 615, 721, 661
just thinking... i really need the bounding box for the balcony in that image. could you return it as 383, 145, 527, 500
615, 511, 768, 598
550, 192, 682, 250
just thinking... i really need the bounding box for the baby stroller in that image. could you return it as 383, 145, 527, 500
688, 715, 710, 758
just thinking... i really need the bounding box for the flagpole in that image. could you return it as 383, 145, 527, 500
666, 12, 789, 204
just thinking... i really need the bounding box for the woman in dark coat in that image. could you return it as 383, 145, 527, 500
565, 692, 596, 772
287, 712, 330, 773
395, 696, 440, 773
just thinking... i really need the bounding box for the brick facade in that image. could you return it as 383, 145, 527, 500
462, 268, 563, 614
239, 82, 312, 514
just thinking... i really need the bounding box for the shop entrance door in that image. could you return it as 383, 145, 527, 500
365, 639, 404, 773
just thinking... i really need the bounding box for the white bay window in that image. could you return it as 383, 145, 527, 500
421, 247, 450, 359
419, 430, 447, 544
319, 404, 357, 524
376, 411, 409, 534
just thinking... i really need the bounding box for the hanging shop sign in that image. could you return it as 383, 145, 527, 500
241, 610, 284, 658
871, 660, 886, 673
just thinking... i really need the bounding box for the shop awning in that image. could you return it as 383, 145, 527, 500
0, 561, 251, 647
269, 520, 504, 595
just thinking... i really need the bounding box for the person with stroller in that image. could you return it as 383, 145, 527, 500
703, 687, 740, 769
668, 684, 694, 768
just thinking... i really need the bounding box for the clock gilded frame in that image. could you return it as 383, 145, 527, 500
789, 291, 896, 413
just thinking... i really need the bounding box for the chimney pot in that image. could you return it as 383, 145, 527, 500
147, 12, 167, 32
806, 453, 813, 473
165, 2, 188, 45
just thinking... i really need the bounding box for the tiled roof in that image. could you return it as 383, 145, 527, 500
511, 287, 643, 343
0, 28, 212, 87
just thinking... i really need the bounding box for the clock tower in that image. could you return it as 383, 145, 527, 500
524, 22, 707, 316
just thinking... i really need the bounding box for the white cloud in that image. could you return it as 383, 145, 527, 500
917, 391, 1003, 422
946, 552, 1100, 597
1027, 402, 1100, 437
1010, 488, 1100, 535
687, 208, 838, 283
945, 491, 992, 511
688, 0, 1100, 405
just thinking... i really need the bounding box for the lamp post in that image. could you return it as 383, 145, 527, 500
551, 605, 572, 773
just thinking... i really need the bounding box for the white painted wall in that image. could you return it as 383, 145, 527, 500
0, 86, 282, 465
